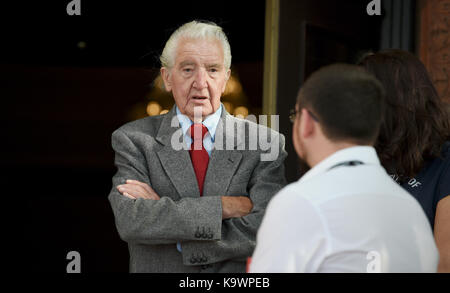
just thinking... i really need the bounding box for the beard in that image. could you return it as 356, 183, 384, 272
297, 141, 311, 177
295, 133, 311, 177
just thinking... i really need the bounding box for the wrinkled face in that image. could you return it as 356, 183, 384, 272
161, 38, 231, 122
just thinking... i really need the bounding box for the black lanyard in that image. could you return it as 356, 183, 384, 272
328, 160, 364, 171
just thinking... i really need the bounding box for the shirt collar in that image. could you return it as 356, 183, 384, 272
298, 146, 381, 184
175, 104, 223, 141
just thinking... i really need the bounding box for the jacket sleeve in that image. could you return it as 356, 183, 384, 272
180, 134, 288, 266
108, 129, 223, 245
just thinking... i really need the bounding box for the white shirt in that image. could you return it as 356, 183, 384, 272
250, 146, 439, 273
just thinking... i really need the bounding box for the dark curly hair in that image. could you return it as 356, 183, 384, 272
359, 49, 450, 179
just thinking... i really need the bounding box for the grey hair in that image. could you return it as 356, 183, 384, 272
160, 20, 232, 70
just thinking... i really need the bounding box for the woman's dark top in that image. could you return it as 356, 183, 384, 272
389, 142, 450, 230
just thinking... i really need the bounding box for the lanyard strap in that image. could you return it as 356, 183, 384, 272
328, 160, 364, 171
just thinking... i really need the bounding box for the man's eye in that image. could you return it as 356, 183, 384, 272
209, 68, 218, 73
183, 68, 193, 73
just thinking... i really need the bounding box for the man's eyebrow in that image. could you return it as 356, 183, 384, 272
179, 61, 195, 67
206, 63, 222, 68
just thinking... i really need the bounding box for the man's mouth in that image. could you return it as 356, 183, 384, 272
191, 96, 208, 100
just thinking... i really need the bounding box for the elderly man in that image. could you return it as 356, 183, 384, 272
108, 21, 287, 273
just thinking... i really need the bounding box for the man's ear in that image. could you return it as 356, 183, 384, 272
160, 67, 172, 92
299, 108, 315, 139
221, 69, 231, 93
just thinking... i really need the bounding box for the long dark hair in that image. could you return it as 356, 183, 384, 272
359, 49, 450, 179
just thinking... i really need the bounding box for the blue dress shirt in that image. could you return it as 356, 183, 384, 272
175, 104, 222, 156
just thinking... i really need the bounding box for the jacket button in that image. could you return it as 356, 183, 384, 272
200, 227, 207, 238
200, 253, 208, 263
195, 227, 201, 238
190, 255, 197, 264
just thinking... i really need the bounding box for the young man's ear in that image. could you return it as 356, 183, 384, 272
160, 67, 172, 92
299, 108, 315, 139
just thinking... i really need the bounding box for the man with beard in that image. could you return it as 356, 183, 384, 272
249, 64, 438, 273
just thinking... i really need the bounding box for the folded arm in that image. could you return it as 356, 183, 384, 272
108, 129, 223, 245
180, 135, 288, 266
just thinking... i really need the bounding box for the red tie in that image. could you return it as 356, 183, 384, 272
189, 124, 209, 196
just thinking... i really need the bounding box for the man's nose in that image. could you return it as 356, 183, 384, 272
193, 68, 208, 89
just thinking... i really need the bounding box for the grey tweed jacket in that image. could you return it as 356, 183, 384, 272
108, 106, 287, 273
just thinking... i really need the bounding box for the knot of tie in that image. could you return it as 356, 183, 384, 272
189, 123, 208, 141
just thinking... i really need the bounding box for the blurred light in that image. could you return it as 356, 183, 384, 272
222, 102, 234, 114
160, 109, 169, 115
77, 41, 87, 49
146, 101, 162, 116
223, 75, 243, 96
234, 106, 249, 117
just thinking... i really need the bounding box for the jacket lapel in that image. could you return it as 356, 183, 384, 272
155, 107, 244, 199
155, 107, 200, 198
203, 150, 242, 197
203, 111, 243, 197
